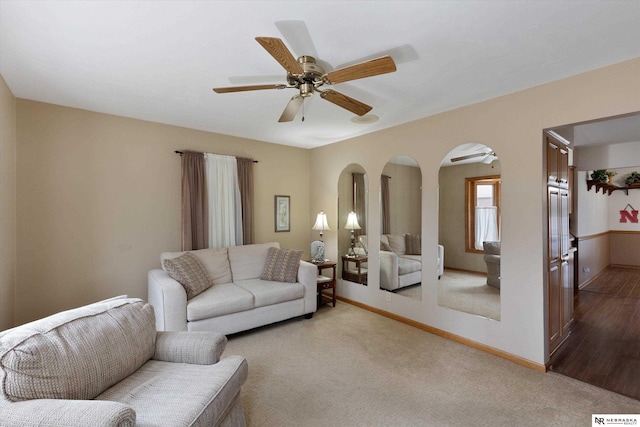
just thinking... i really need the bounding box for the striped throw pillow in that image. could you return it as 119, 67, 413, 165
260, 247, 302, 283
163, 252, 213, 299
405, 234, 421, 255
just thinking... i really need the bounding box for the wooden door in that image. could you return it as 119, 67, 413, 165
547, 141, 559, 185
546, 131, 573, 357
558, 147, 569, 186
548, 186, 563, 351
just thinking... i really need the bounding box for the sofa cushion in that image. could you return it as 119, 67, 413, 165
400, 254, 422, 263
260, 247, 302, 283
236, 278, 305, 308
228, 242, 279, 281
0, 298, 156, 402
186, 283, 254, 321
405, 233, 421, 255
397, 257, 421, 275
96, 357, 248, 427
161, 248, 232, 285
163, 252, 213, 299
386, 234, 407, 255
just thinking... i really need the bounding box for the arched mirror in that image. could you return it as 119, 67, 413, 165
338, 164, 368, 284
438, 143, 501, 320
379, 156, 422, 301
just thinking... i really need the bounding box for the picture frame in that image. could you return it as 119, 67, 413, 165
274, 195, 290, 232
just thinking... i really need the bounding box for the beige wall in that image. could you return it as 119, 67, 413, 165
439, 161, 502, 273
381, 161, 421, 236
577, 233, 611, 287
0, 75, 16, 330
610, 231, 640, 268
15, 100, 310, 325
310, 58, 640, 366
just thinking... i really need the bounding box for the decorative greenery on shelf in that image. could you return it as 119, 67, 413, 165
590, 169, 616, 183
625, 171, 640, 186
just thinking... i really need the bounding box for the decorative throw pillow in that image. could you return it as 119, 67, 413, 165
260, 247, 302, 283
386, 234, 406, 255
163, 252, 213, 299
405, 234, 421, 255
380, 241, 393, 252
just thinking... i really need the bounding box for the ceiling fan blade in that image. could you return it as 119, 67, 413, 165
255, 37, 304, 75
274, 21, 318, 59
278, 95, 304, 122
325, 56, 397, 84
213, 84, 287, 94
451, 152, 493, 162
482, 154, 497, 164
320, 89, 372, 116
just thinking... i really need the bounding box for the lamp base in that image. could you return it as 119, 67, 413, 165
311, 240, 325, 263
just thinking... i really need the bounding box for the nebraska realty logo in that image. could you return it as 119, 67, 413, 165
593, 414, 639, 426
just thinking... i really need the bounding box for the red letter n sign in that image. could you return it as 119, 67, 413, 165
619, 204, 639, 223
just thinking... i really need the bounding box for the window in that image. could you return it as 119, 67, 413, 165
466, 175, 501, 253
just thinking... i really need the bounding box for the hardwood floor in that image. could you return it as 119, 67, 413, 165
549, 267, 640, 401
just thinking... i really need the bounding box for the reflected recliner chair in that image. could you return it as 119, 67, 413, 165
483, 241, 501, 288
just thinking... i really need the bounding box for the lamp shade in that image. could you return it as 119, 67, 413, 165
344, 212, 361, 230
312, 211, 330, 231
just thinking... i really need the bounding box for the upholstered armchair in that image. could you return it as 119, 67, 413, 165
483, 241, 501, 288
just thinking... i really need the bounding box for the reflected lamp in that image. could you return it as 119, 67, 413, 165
344, 212, 361, 257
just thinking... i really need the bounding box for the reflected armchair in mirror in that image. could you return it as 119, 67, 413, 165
483, 241, 501, 288
360, 234, 444, 291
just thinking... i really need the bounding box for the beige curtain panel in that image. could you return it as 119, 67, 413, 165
237, 157, 254, 245
180, 151, 254, 250
381, 175, 391, 235
181, 151, 208, 251
353, 172, 366, 239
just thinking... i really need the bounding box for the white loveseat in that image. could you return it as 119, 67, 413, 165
360, 235, 444, 291
148, 242, 317, 335
0, 296, 248, 427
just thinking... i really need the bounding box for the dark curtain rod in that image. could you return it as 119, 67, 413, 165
175, 151, 258, 163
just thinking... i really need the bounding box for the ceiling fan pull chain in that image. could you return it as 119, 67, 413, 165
302, 99, 305, 122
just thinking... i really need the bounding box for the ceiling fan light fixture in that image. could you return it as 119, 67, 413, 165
351, 114, 379, 124
300, 82, 314, 97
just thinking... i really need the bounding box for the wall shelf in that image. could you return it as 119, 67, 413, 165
586, 180, 640, 196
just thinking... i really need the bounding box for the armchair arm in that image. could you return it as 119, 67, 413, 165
298, 260, 318, 314
379, 250, 399, 290
153, 331, 227, 365
148, 269, 188, 331
0, 399, 135, 427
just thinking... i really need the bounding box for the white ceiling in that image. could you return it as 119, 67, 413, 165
1, 1, 639, 149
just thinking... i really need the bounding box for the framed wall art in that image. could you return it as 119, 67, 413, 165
275, 195, 290, 232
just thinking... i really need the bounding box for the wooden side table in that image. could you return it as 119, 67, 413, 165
312, 260, 337, 307
341, 255, 368, 285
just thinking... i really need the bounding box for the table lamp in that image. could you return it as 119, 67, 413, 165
344, 211, 361, 257
311, 211, 330, 263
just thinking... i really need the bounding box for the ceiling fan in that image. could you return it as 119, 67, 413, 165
451, 151, 497, 164
212, 37, 397, 122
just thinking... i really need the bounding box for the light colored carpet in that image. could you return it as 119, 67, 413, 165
226, 302, 639, 426
395, 283, 422, 300
438, 269, 500, 320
